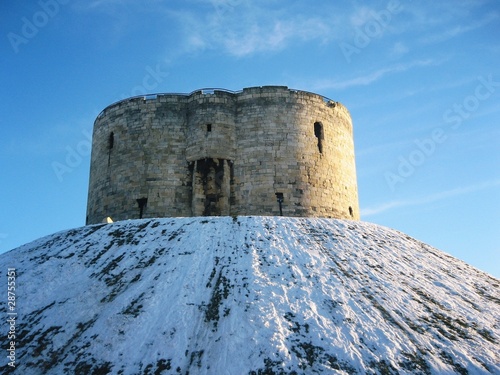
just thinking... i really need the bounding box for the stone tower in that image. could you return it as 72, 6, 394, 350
86, 86, 359, 224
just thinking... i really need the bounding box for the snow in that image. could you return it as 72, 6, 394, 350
1, 217, 499, 374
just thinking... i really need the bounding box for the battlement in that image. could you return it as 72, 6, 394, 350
96, 86, 349, 119
86, 86, 359, 224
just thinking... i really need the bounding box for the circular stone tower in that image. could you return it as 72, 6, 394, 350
86, 86, 359, 224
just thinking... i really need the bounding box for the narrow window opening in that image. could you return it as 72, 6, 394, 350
206, 124, 212, 132
108, 132, 114, 149
275, 192, 284, 216
108, 132, 114, 167
136, 197, 148, 219
314, 122, 324, 154
349, 206, 353, 218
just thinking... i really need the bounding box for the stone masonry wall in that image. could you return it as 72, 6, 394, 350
86, 86, 359, 224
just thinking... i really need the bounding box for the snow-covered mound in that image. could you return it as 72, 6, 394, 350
1, 217, 499, 374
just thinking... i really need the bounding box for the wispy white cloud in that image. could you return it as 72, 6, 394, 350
390, 42, 409, 57
75, 0, 136, 12
206, 16, 331, 56
86, 0, 124, 9
361, 179, 500, 217
82, 0, 165, 10
220, 22, 295, 57
349, 6, 377, 28
312, 59, 438, 91
162, 1, 341, 57
419, 12, 499, 44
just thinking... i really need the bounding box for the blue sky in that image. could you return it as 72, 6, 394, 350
1, 0, 499, 277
